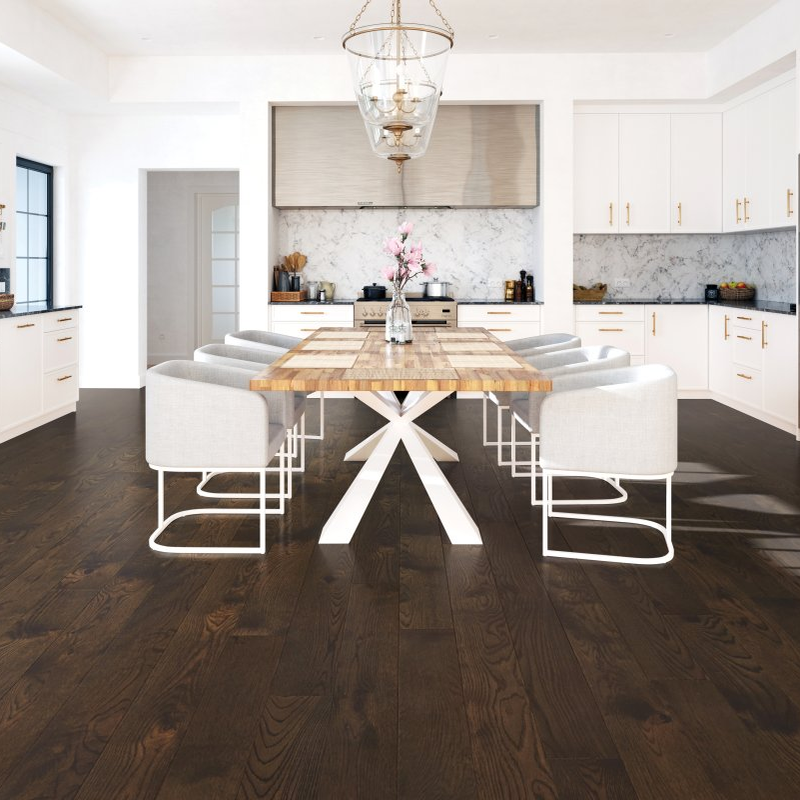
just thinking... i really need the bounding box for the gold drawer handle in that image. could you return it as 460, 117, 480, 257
487, 328, 512, 332
300, 311, 325, 315
599, 328, 624, 332
736, 335, 752, 341
57, 336, 73, 342
762, 321, 768, 349
57, 317, 73, 322
743, 196, 750, 223
724, 315, 729, 340
598, 311, 623, 315
736, 373, 752, 380
17, 323, 35, 329
487, 311, 512, 315
57, 374, 73, 382
651, 311, 656, 336
735, 198, 742, 224
300, 328, 317, 331
609, 202, 614, 226
625, 202, 631, 226
677, 201, 682, 227
789, 189, 794, 218
736, 316, 752, 321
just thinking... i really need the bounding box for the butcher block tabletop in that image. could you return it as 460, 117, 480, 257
249, 327, 552, 393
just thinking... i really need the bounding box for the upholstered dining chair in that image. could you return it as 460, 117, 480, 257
194, 343, 307, 484
483, 332, 581, 449
146, 360, 290, 555
225, 329, 324, 440
537, 364, 678, 565
499, 345, 630, 473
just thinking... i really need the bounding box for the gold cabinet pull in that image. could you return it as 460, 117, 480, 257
300, 311, 325, 315
677, 202, 682, 227
789, 189, 795, 218
300, 328, 317, 331
487, 311, 511, 315
651, 311, 656, 336
17, 322, 35, 329
57, 317, 73, 322
736, 335, 752, 341
735, 198, 742, 224
724, 315, 729, 340
736, 315, 752, 321
743, 196, 750, 222
609, 202, 614, 227
57, 374, 73, 382
487, 328, 512, 332
599, 328, 623, 332
625, 202, 631, 226
762, 321, 768, 349
736, 373, 753, 380
57, 336, 73, 342
598, 311, 623, 315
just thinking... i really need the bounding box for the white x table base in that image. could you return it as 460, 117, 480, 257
319, 391, 482, 546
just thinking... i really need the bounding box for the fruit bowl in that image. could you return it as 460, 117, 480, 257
0, 293, 14, 312
718, 285, 755, 301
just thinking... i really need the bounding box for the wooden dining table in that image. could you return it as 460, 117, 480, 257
250, 327, 551, 545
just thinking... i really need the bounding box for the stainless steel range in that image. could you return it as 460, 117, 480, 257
354, 297, 457, 329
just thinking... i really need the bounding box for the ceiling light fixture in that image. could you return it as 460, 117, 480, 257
343, 0, 454, 172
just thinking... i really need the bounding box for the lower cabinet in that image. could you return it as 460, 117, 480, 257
456, 304, 541, 340
270, 304, 354, 338
644, 305, 708, 391
0, 310, 80, 443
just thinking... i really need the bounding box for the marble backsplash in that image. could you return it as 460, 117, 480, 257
278, 208, 538, 299
574, 230, 797, 302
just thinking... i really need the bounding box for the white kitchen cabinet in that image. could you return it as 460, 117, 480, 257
762, 312, 798, 426
618, 114, 671, 233
270, 303, 354, 339
457, 304, 540, 341
670, 114, 722, 233
769, 79, 797, 228
723, 81, 794, 232
645, 305, 708, 390
708, 306, 734, 397
0, 316, 43, 429
574, 114, 619, 234
574, 304, 645, 364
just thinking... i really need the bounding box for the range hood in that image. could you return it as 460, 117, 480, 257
273, 105, 539, 208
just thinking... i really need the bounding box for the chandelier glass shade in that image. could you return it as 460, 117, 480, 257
343, 2, 454, 169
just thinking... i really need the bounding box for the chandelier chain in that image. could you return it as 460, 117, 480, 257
348, 0, 374, 33
429, 0, 454, 37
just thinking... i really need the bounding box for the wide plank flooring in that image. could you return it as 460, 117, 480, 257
1, 390, 800, 799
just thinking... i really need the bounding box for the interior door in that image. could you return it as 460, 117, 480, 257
198, 193, 239, 346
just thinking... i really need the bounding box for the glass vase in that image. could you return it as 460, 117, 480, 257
385, 287, 413, 344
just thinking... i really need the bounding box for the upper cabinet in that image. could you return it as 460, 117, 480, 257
723, 79, 796, 232
670, 114, 722, 233
273, 105, 540, 208
574, 112, 721, 234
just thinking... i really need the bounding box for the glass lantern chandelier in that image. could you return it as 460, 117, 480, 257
343, 0, 454, 171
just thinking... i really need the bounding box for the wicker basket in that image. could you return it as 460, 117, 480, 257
0, 293, 14, 312
718, 286, 755, 301
573, 287, 608, 302
270, 290, 308, 303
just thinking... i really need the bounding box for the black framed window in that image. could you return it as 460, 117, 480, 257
16, 157, 54, 305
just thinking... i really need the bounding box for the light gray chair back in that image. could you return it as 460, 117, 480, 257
146, 360, 285, 469
508, 332, 580, 355
539, 364, 678, 476
225, 330, 302, 354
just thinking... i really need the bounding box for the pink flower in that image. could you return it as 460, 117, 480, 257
381, 265, 396, 282
383, 237, 403, 256
398, 221, 414, 235
422, 262, 437, 276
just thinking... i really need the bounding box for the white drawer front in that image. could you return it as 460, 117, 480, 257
42, 311, 80, 332
270, 304, 354, 324
457, 320, 541, 342
729, 366, 762, 408
43, 366, 79, 411
727, 311, 761, 331
44, 329, 78, 372
575, 304, 646, 322
731, 327, 762, 369
272, 321, 354, 340
576, 321, 645, 356
457, 304, 541, 323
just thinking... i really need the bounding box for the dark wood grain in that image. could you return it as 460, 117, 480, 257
549, 758, 639, 800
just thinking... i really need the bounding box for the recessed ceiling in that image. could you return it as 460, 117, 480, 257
31, 0, 782, 57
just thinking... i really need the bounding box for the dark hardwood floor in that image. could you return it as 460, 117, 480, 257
1, 390, 800, 799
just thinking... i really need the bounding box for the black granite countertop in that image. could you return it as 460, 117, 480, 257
271, 299, 357, 305
0, 301, 82, 320
455, 299, 544, 305
573, 298, 796, 316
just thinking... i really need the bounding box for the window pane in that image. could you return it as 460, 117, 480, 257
211, 205, 236, 232
15, 258, 28, 303
211, 233, 236, 259
212, 286, 236, 313
212, 260, 236, 285
28, 215, 48, 258
212, 313, 237, 340
28, 259, 47, 302
16, 213, 28, 257
16, 167, 28, 212
28, 170, 48, 215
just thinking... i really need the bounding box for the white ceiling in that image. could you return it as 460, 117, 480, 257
31, 0, 782, 57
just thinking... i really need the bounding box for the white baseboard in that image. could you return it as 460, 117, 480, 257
708, 393, 797, 435
0, 404, 77, 444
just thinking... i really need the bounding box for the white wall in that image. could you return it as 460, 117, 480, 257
147, 170, 239, 364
